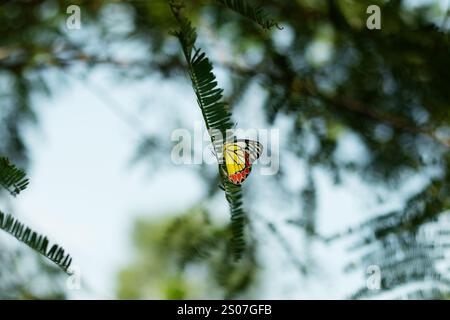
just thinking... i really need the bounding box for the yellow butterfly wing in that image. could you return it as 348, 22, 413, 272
224, 142, 246, 176
223, 140, 263, 185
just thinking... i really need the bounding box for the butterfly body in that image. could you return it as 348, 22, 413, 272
222, 139, 262, 185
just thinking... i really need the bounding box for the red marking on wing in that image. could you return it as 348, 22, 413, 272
228, 162, 254, 185
245, 152, 250, 166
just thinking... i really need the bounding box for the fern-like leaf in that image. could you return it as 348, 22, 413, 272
223, 180, 246, 258
339, 177, 450, 299
170, 2, 247, 258
214, 0, 281, 30
0, 210, 72, 273
0, 157, 29, 196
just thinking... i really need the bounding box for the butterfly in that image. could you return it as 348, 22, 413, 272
221, 139, 263, 185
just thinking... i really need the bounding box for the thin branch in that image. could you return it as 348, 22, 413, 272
220, 60, 450, 148
3, 42, 448, 148
251, 212, 308, 275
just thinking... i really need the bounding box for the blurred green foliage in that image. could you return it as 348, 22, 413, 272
117, 208, 257, 299
0, 0, 449, 298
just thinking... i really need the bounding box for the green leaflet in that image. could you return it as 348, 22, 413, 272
0, 157, 29, 197
0, 157, 73, 274
0, 211, 73, 273
214, 0, 280, 30
170, 1, 248, 258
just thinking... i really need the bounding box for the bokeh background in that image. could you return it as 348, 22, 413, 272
0, 0, 449, 299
